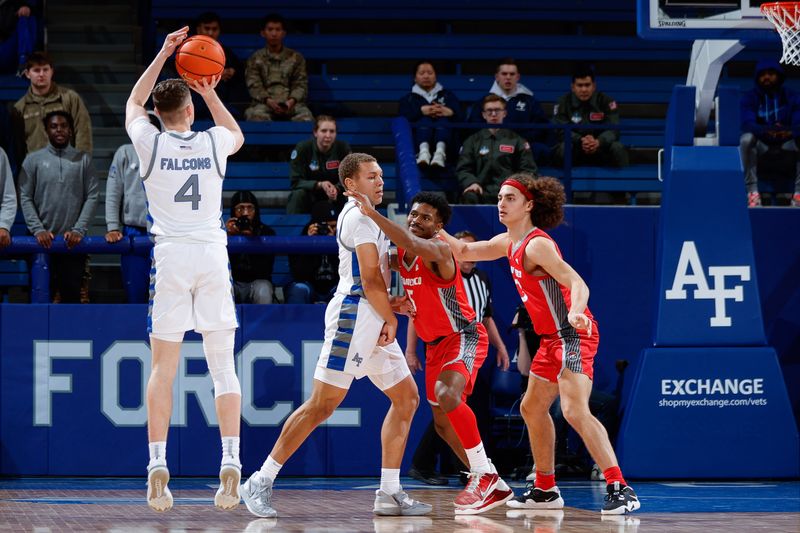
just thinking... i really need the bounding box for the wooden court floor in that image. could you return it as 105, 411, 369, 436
1, 478, 798, 532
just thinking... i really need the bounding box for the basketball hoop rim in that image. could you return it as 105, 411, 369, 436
761, 2, 800, 30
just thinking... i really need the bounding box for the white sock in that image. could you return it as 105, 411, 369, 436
258, 455, 283, 484
419, 142, 430, 153
148, 441, 167, 465
466, 441, 491, 474
435, 141, 446, 154
380, 468, 401, 495
221, 436, 240, 466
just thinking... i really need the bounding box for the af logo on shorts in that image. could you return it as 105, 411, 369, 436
352, 352, 363, 367
665, 241, 751, 327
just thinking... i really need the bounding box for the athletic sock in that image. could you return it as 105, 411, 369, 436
535, 471, 556, 491
221, 436, 240, 466
148, 441, 167, 465
380, 468, 401, 495
258, 455, 282, 484
465, 442, 491, 474
603, 466, 626, 486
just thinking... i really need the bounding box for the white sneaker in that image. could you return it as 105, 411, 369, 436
416, 149, 431, 167
146, 463, 173, 512
215, 462, 241, 509
431, 150, 446, 167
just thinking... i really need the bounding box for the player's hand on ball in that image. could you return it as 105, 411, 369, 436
161, 26, 189, 57
378, 320, 397, 346
568, 311, 592, 336
188, 75, 221, 96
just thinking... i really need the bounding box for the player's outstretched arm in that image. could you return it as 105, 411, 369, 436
346, 190, 450, 264
526, 237, 592, 335
440, 229, 508, 262
188, 77, 245, 154
126, 27, 188, 129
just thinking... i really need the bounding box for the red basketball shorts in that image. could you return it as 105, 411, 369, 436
425, 322, 488, 405
530, 321, 599, 383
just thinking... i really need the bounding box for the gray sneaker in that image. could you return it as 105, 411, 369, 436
146, 463, 173, 512
240, 472, 277, 518
214, 463, 241, 510
373, 489, 432, 516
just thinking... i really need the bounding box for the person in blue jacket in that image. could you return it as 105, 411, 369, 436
740, 58, 800, 207
398, 61, 462, 168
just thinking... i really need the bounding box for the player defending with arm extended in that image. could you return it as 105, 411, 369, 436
441, 173, 640, 516
240, 153, 431, 519
125, 27, 245, 513
347, 189, 514, 514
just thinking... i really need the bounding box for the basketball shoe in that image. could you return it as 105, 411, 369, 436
373, 489, 432, 516
214, 461, 241, 510
602, 482, 640, 515
748, 191, 762, 207
240, 472, 278, 518
506, 483, 564, 509
146, 461, 173, 512
454, 470, 514, 514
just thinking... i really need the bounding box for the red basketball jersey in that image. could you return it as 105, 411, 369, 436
508, 228, 594, 337
398, 246, 477, 343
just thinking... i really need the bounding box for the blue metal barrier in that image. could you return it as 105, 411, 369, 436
0, 235, 338, 303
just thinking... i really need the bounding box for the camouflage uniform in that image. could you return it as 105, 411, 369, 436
553, 91, 628, 167
244, 46, 313, 122
457, 128, 538, 204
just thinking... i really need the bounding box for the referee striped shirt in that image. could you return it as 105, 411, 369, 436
461, 267, 493, 322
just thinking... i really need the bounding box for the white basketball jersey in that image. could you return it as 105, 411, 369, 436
126, 116, 235, 244
335, 199, 391, 299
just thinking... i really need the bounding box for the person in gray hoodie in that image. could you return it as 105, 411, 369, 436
0, 146, 17, 248
105, 112, 162, 303
18, 109, 99, 302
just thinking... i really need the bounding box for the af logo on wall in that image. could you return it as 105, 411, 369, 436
665, 241, 750, 327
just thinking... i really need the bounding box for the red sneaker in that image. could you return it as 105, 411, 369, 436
454, 472, 513, 514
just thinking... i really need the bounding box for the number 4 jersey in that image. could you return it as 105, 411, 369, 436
126, 116, 236, 244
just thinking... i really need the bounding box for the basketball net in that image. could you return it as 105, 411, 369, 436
762, 2, 800, 65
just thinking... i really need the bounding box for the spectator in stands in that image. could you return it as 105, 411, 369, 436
457, 94, 537, 204
104, 112, 162, 303
192, 11, 248, 119
740, 58, 800, 207
287, 115, 351, 214
244, 13, 312, 122
285, 200, 340, 304
398, 61, 461, 169
0, 1, 36, 74
553, 66, 628, 168
12, 51, 92, 162
18, 110, 98, 303
469, 58, 551, 165
226, 190, 276, 304
0, 146, 17, 249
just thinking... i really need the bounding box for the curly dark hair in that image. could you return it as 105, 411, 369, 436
506, 173, 565, 230
409, 191, 451, 225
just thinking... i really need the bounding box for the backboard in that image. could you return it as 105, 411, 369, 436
638, 0, 776, 40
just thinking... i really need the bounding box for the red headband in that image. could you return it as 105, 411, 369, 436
501, 178, 533, 201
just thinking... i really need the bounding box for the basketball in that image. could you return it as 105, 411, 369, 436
174, 35, 225, 83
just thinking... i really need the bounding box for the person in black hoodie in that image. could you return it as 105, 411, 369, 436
225, 190, 276, 304
285, 200, 340, 304
740, 58, 800, 207
398, 61, 462, 168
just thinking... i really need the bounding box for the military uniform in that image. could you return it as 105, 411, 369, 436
456, 128, 538, 204
244, 46, 313, 122
552, 91, 628, 167
287, 137, 351, 214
